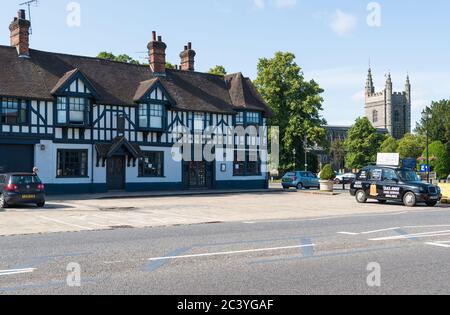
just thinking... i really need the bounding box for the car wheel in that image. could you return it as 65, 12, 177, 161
297, 183, 304, 190
356, 190, 368, 203
0, 194, 8, 209
36, 201, 45, 208
403, 192, 417, 207
426, 201, 438, 207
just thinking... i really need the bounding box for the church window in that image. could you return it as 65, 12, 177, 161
372, 110, 378, 123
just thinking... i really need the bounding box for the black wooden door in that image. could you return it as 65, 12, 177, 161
107, 156, 125, 191
184, 161, 212, 189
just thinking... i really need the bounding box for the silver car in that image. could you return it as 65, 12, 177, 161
447, 175, 450, 183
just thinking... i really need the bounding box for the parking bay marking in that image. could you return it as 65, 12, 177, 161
0, 268, 36, 276
146, 244, 316, 262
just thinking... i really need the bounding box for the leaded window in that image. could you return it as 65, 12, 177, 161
1, 98, 28, 124
57, 149, 88, 178
139, 151, 164, 177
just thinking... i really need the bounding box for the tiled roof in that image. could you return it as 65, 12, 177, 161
0, 45, 271, 116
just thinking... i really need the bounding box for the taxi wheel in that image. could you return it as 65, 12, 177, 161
0, 194, 8, 209
403, 192, 417, 207
356, 190, 368, 203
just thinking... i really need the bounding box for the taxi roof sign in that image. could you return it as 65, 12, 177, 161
377, 153, 400, 167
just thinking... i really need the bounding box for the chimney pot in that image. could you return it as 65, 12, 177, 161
148, 32, 167, 75
10, 10, 31, 57
188, 42, 192, 50
180, 42, 196, 71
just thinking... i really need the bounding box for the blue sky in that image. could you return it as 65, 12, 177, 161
1, 0, 449, 127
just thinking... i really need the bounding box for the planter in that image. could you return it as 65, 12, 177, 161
320, 180, 334, 192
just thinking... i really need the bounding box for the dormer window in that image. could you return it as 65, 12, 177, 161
138, 103, 165, 130
236, 112, 244, 125
56, 96, 90, 126
246, 112, 261, 125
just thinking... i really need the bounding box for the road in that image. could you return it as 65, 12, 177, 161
1, 205, 450, 295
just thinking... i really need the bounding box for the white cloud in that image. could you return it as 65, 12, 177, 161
252, 0, 297, 10
330, 9, 358, 37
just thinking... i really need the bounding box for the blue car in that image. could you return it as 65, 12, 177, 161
282, 171, 320, 190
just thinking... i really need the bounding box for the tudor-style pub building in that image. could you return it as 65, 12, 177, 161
0, 10, 271, 194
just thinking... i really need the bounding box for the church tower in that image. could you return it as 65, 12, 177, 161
364, 68, 411, 139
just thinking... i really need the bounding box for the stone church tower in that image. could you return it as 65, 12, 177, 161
364, 68, 411, 139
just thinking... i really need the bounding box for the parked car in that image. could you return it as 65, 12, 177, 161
350, 165, 442, 207
334, 173, 357, 184
447, 175, 450, 183
282, 171, 320, 190
0, 173, 46, 208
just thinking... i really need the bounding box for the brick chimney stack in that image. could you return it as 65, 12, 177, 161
147, 31, 167, 76
180, 42, 196, 71
9, 10, 31, 58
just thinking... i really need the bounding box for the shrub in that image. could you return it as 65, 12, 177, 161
320, 164, 336, 181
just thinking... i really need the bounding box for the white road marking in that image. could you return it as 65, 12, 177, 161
39, 216, 94, 230
361, 227, 401, 235
370, 230, 450, 241
0, 268, 36, 276
338, 225, 450, 236
426, 242, 450, 248
147, 244, 316, 262
337, 232, 360, 235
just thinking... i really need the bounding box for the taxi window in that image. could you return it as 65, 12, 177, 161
383, 169, 398, 181
369, 169, 382, 181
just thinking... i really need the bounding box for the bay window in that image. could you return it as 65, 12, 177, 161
236, 112, 244, 125
246, 112, 261, 125
1, 98, 28, 124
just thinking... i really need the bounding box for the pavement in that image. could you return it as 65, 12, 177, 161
1, 206, 450, 294
1, 185, 446, 237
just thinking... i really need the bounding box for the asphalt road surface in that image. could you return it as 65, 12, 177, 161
1, 206, 450, 295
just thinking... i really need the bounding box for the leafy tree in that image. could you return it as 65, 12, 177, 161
97, 52, 141, 65
330, 138, 345, 171
344, 117, 384, 170
380, 136, 398, 153
416, 99, 450, 174
254, 52, 326, 172
397, 133, 424, 159
421, 141, 450, 179
165, 62, 175, 70
208, 65, 227, 76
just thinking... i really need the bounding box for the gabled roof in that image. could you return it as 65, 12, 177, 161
225, 73, 272, 115
0, 45, 271, 116
50, 68, 99, 98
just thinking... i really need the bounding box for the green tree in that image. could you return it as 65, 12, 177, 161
165, 62, 175, 70
330, 138, 346, 171
97, 52, 141, 65
397, 133, 424, 159
422, 141, 450, 179
380, 136, 398, 153
208, 65, 227, 76
344, 117, 384, 170
254, 52, 326, 172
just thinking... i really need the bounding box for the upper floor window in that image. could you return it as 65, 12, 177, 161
1, 98, 28, 125
56, 96, 89, 126
138, 103, 164, 130
236, 112, 244, 125
246, 112, 261, 125
193, 113, 204, 131
372, 110, 378, 123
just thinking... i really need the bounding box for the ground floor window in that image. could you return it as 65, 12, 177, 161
57, 149, 88, 177
233, 150, 261, 176
139, 151, 164, 177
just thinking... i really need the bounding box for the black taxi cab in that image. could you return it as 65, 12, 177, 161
350, 165, 442, 207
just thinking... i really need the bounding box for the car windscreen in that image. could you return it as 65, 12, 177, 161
399, 170, 420, 182
10, 175, 42, 185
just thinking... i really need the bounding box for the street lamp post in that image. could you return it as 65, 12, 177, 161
304, 136, 308, 172
422, 111, 431, 183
